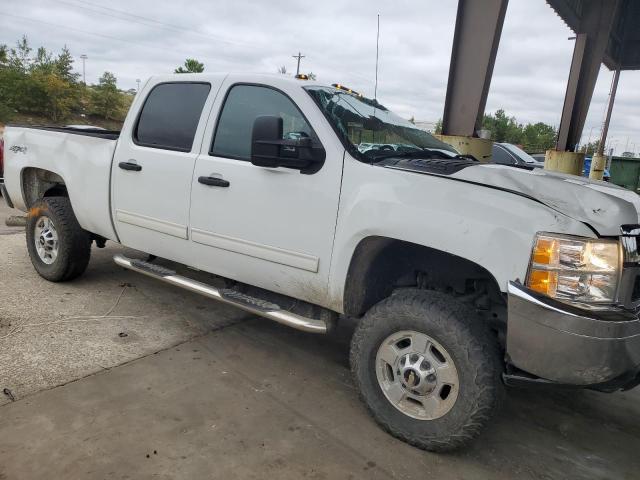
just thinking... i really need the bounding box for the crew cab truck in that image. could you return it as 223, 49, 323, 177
3, 73, 640, 452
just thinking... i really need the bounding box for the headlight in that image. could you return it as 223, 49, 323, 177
526, 233, 621, 305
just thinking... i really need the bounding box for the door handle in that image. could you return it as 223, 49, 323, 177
198, 176, 230, 187
119, 161, 142, 172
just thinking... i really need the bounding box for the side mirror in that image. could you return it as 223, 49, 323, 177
250, 115, 326, 174
250, 115, 283, 169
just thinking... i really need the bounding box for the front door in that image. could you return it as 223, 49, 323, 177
112, 80, 218, 259
189, 80, 344, 306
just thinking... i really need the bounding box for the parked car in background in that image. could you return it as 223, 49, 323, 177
492, 142, 544, 168
531, 153, 546, 163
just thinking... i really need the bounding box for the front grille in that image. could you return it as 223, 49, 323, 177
621, 224, 640, 266
619, 225, 640, 308
632, 277, 640, 304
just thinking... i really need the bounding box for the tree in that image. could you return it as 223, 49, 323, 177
0, 35, 133, 125
482, 109, 522, 144
434, 118, 443, 134
55, 46, 79, 83
175, 58, 204, 73
91, 71, 124, 120
481, 110, 557, 152
522, 122, 556, 152
306, 72, 316, 80
581, 140, 602, 156
0, 45, 7, 67
36, 72, 74, 121
277, 65, 287, 75
9, 35, 32, 73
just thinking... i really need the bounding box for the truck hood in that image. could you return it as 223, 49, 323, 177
384, 159, 639, 236
455, 165, 640, 236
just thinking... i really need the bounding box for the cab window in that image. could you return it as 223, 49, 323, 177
134, 82, 211, 152
211, 85, 317, 160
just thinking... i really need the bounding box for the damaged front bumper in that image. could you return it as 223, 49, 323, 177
506, 281, 640, 390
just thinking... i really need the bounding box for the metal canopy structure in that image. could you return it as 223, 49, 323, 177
441, 0, 508, 138
442, 0, 639, 158
548, 0, 640, 71
549, 0, 640, 152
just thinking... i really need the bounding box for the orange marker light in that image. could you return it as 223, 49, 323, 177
532, 237, 558, 266
528, 270, 558, 296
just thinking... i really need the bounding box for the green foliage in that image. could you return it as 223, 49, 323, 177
0, 35, 131, 125
91, 72, 124, 120
581, 140, 601, 156
175, 58, 204, 74
0, 102, 15, 123
522, 122, 556, 152
481, 110, 557, 152
434, 118, 442, 134
482, 109, 523, 144
432, 112, 557, 152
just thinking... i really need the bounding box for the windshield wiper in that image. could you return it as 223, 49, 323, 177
366, 148, 471, 163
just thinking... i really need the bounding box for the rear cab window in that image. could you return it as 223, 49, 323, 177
134, 82, 211, 152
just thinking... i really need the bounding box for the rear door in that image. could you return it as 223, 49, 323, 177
189, 79, 345, 306
112, 79, 220, 259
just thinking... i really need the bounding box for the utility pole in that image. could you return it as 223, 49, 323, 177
597, 67, 620, 156
80, 54, 88, 84
136, 78, 141, 92
292, 52, 305, 76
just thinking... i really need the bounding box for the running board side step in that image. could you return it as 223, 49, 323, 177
113, 254, 328, 334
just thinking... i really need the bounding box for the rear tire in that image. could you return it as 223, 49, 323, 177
26, 197, 91, 282
350, 289, 503, 452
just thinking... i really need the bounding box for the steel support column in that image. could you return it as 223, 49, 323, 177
442, 0, 509, 137
556, 0, 620, 151
597, 67, 621, 155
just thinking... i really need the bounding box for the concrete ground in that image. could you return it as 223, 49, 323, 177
1, 195, 639, 479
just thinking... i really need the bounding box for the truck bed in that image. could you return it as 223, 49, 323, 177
2, 125, 120, 241
9, 125, 121, 140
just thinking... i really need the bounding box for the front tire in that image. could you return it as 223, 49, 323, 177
26, 197, 92, 282
350, 289, 503, 452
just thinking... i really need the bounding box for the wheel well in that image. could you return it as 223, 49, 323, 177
22, 168, 68, 208
343, 236, 506, 325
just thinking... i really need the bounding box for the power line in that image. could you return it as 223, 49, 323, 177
1, 13, 180, 56
60, 0, 257, 49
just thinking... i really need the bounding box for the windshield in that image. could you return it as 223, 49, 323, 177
500, 143, 540, 164
305, 86, 457, 159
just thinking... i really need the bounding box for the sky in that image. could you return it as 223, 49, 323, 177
2, 0, 639, 155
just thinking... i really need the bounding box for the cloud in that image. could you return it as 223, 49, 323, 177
1, 0, 637, 152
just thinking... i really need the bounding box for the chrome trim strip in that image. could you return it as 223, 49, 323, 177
114, 254, 327, 334
115, 209, 188, 239
507, 281, 580, 317
191, 228, 319, 273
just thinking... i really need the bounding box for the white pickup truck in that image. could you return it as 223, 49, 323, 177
3, 73, 640, 451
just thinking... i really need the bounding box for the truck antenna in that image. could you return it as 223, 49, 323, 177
374, 14, 380, 100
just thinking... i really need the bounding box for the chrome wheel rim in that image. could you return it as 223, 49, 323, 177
34, 216, 59, 265
375, 330, 459, 420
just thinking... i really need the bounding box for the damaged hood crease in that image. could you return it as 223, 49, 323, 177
395, 162, 640, 236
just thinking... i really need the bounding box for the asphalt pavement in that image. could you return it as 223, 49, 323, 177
1, 195, 639, 479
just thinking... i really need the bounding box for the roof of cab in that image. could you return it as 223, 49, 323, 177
144, 72, 328, 89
